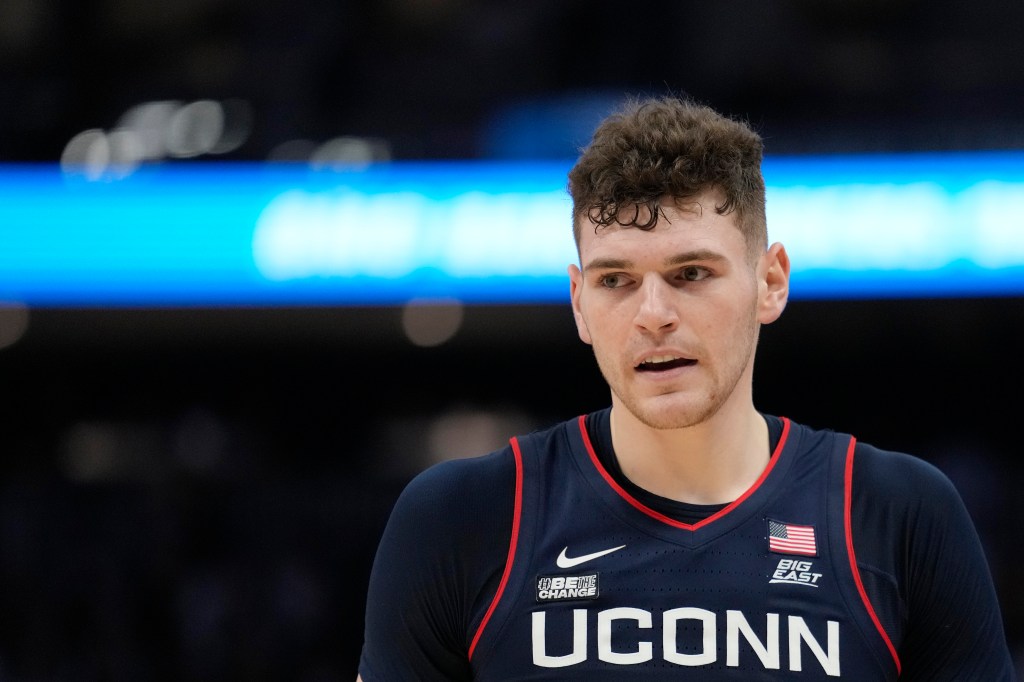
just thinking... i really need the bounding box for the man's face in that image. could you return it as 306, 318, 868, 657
568, 190, 787, 430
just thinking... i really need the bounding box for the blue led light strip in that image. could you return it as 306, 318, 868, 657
1, 153, 1022, 307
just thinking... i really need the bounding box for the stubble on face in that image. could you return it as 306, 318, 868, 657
597, 295, 761, 431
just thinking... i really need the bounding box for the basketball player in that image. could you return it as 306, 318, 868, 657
356, 96, 1016, 680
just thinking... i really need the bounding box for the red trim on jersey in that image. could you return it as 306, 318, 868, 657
468, 436, 524, 661
843, 436, 902, 675
576, 414, 791, 531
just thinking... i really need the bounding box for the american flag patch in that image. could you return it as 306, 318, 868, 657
767, 519, 817, 556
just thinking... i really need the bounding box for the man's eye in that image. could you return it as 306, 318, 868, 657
681, 266, 710, 281
599, 274, 625, 289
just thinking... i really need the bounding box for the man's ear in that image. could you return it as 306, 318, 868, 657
758, 242, 790, 324
568, 263, 593, 345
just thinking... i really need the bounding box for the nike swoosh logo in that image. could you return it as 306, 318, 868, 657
556, 544, 627, 569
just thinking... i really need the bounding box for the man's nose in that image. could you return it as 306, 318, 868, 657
634, 276, 679, 333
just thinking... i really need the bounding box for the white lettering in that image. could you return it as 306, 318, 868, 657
529, 608, 841, 674
537, 587, 598, 599
789, 615, 840, 676
771, 559, 823, 586
598, 607, 652, 664
726, 611, 780, 669
532, 610, 587, 667
663, 607, 716, 666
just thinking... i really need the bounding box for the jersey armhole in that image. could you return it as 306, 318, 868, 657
844, 436, 902, 675
467, 436, 524, 660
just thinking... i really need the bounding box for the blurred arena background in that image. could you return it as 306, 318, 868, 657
1, 0, 1023, 679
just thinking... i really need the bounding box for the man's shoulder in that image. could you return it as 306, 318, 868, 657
850, 438, 959, 499
839, 434, 968, 522
780, 417, 960, 501
376, 447, 518, 556
402, 448, 516, 508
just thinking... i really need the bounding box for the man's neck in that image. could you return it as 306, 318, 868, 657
609, 405, 771, 505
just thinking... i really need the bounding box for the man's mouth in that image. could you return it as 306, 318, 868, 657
635, 354, 697, 372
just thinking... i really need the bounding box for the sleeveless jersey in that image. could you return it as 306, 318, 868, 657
466, 415, 899, 680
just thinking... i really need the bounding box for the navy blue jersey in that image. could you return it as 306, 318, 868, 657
358, 411, 1016, 680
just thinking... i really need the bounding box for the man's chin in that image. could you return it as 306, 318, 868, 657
630, 394, 711, 431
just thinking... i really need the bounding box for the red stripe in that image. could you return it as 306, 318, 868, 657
844, 436, 901, 675
577, 415, 792, 531
773, 540, 816, 548
468, 436, 524, 661
769, 541, 816, 555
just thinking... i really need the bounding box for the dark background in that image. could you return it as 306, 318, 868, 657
2, 0, 1023, 679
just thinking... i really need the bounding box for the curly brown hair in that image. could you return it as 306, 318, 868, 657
567, 95, 767, 255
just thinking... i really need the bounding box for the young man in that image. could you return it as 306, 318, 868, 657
356, 96, 1016, 680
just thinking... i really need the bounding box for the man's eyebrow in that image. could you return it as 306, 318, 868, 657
583, 250, 725, 273
582, 257, 631, 273
667, 249, 729, 266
